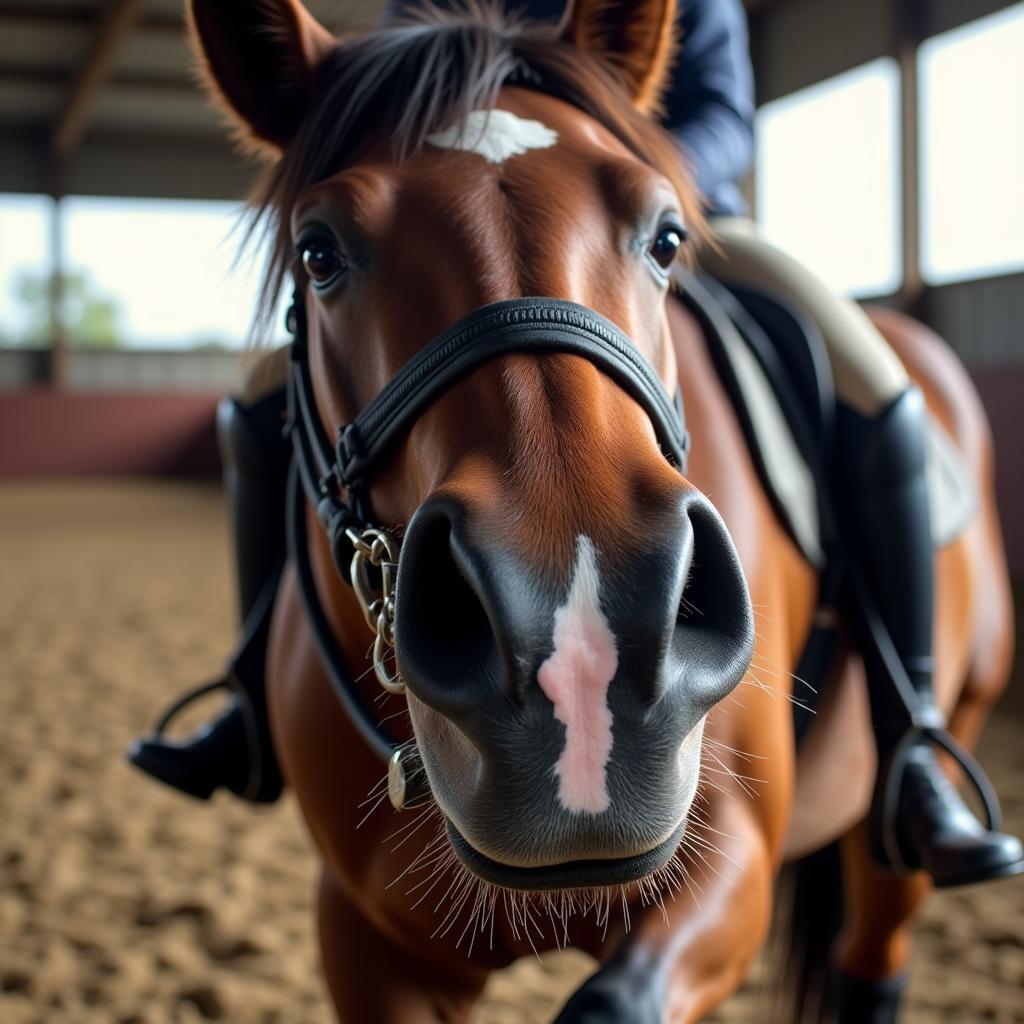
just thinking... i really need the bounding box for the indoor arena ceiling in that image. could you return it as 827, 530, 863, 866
0, 0, 386, 197
0, 0, 959, 201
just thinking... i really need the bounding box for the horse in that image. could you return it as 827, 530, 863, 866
187, 0, 1015, 1019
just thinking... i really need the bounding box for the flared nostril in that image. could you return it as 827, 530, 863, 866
677, 499, 751, 631
394, 499, 503, 721
671, 495, 755, 708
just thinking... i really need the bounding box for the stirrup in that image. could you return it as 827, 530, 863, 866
130, 567, 283, 803
149, 677, 232, 735
876, 714, 1004, 876
131, 672, 274, 803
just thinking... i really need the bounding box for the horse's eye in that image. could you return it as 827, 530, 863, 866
649, 224, 688, 271
300, 237, 346, 287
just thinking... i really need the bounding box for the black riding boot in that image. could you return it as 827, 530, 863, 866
126, 389, 290, 803
839, 388, 1023, 887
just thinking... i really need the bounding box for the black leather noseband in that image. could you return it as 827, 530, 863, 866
285, 291, 689, 761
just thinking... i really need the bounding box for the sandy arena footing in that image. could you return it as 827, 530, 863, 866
1, 482, 1021, 1023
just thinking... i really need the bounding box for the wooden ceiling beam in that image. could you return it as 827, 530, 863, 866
1, 8, 183, 33
5, 66, 196, 94
51, 0, 142, 161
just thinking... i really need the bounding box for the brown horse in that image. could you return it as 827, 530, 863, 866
188, 0, 1015, 1019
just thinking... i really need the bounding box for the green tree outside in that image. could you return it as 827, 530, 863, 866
9, 268, 124, 348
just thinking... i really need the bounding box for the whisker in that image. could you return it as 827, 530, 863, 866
385, 804, 436, 850
356, 790, 390, 829
748, 655, 817, 696
408, 852, 458, 908
739, 667, 814, 711
685, 831, 740, 871
388, 836, 450, 890
703, 736, 766, 763
358, 775, 390, 810
377, 707, 413, 727
680, 837, 729, 882
701, 750, 763, 798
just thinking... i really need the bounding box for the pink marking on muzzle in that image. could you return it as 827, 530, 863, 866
537, 535, 619, 814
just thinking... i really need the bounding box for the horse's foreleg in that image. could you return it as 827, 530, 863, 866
833, 822, 930, 1021
553, 795, 773, 1024
317, 866, 488, 1024
831, 693, 998, 1022
832, 544, 1014, 1024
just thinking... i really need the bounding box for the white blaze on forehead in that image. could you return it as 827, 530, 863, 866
537, 535, 618, 814
426, 109, 558, 164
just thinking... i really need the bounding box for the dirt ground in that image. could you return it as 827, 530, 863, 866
1, 481, 1022, 1023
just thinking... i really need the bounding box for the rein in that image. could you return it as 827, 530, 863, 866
283, 288, 690, 805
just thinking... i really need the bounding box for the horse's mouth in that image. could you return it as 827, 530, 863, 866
443, 816, 689, 891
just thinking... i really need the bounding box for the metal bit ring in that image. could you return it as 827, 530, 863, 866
346, 526, 404, 695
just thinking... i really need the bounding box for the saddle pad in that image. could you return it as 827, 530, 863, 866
702, 291, 977, 563
926, 418, 978, 549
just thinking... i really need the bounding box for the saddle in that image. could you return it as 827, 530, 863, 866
671, 271, 978, 743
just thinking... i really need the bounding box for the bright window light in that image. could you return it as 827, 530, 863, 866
64, 197, 266, 349
1, 195, 273, 350
2, 195, 271, 350
755, 58, 902, 298
0, 193, 52, 346
919, 2, 1024, 285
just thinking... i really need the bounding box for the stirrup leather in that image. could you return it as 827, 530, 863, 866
847, 494, 1008, 874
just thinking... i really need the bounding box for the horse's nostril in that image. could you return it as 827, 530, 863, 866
679, 502, 746, 626
670, 496, 755, 709
395, 500, 501, 717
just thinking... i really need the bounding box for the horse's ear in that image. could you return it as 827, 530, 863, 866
187, 0, 337, 155
562, 0, 678, 115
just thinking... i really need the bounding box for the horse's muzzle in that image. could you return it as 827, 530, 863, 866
393, 488, 753, 883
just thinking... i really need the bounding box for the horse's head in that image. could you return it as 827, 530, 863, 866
192, 0, 754, 890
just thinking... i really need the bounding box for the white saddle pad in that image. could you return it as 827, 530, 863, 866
713, 312, 977, 568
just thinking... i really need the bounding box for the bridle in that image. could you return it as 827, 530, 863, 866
284, 288, 690, 807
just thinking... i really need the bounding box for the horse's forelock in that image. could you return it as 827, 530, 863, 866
243, 1, 702, 343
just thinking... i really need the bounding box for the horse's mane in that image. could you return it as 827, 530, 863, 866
248, 1, 703, 336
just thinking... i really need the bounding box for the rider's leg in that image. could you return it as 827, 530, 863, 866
127, 348, 291, 803
701, 218, 1023, 886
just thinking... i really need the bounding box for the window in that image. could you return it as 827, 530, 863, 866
0, 193, 52, 347
919, 2, 1024, 285
1, 195, 271, 350
755, 58, 902, 298
64, 197, 266, 349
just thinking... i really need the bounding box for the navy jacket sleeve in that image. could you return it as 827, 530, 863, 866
660, 0, 755, 217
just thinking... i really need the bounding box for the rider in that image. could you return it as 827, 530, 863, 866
128, 0, 1022, 888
